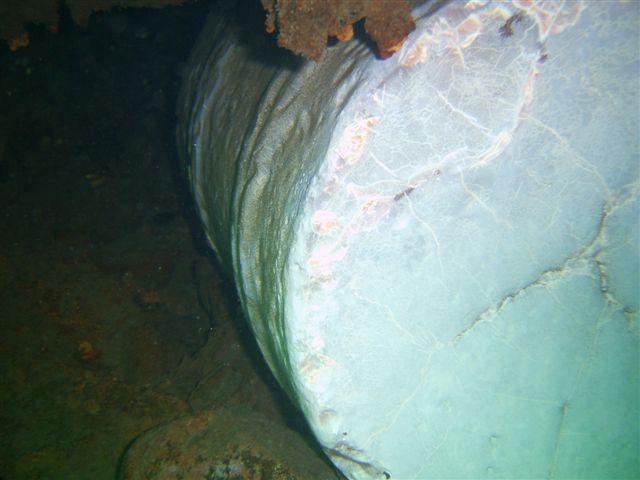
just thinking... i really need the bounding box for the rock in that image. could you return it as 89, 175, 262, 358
119, 407, 339, 479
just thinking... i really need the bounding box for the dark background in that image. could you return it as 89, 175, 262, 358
0, 2, 338, 478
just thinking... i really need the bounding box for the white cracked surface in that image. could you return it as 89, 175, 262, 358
286, 1, 639, 478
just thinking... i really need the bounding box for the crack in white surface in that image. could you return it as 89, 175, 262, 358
352, 288, 440, 355
453, 180, 639, 344
435, 89, 492, 136
548, 401, 572, 479
363, 363, 433, 450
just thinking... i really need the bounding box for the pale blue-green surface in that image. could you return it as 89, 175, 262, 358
179, 1, 639, 478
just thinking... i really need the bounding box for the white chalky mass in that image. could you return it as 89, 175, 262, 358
178, 1, 639, 478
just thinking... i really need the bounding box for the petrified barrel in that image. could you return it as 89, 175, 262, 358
177, 2, 639, 478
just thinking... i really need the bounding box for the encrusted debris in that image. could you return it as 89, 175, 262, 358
261, 0, 416, 61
